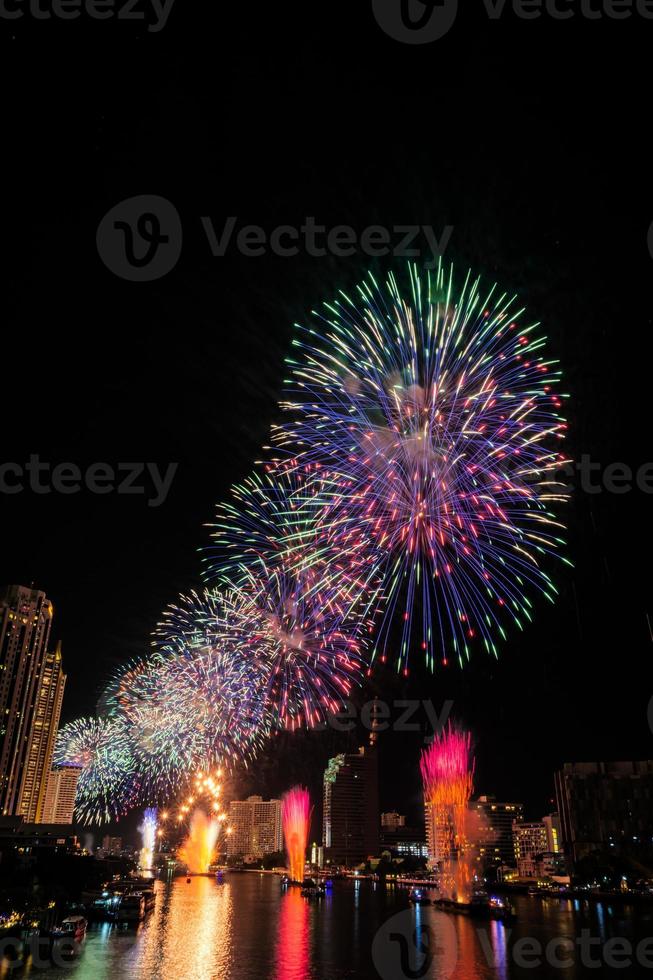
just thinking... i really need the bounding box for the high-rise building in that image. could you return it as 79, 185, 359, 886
19, 642, 66, 822
227, 796, 283, 858
512, 821, 549, 877
472, 796, 524, 868
323, 743, 379, 866
0, 585, 55, 816
380, 813, 428, 859
101, 835, 123, 855
41, 765, 81, 824
542, 813, 562, 854
554, 761, 653, 864
381, 812, 406, 830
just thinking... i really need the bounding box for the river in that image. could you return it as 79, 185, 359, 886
3, 874, 653, 979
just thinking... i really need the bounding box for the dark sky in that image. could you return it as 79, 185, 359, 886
2, 2, 652, 840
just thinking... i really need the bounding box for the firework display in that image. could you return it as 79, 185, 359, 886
420, 724, 475, 901
53, 716, 136, 824
177, 809, 221, 875
153, 589, 272, 761
274, 264, 569, 670
139, 807, 158, 871
205, 465, 379, 729
282, 786, 311, 883
56, 263, 568, 823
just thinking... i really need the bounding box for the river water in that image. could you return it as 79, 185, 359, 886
4, 874, 653, 979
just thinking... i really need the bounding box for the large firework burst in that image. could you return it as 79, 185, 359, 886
103, 658, 200, 802
273, 263, 569, 671
53, 716, 135, 824
204, 465, 379, 729
152, 588, 273, 765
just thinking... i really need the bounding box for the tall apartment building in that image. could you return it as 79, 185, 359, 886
227, 796, 283, 858
20, 642, 66, 822
41, 765, 81, 824
323, 743, 379, 866
0, 585, 60, 817
472, 796, 524, 869
512, 821, 549, 877
554, 760, 653, 863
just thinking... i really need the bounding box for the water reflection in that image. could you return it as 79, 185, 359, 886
275, 888, 310, 980
4, 877, 652, 980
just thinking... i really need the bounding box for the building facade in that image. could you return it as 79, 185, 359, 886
0, 585, 56, 817
19, 642, 66, 822
323, 744, 379, 866
380, 813, 428, 860
554, 760, 653, 864
227, 796, 283, 858
41, 765, 81, 824
512, 821, 549, 878
472, 796, 524, 869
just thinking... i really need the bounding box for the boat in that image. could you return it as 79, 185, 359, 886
432, 892, 516, 921
408, 887, 432, 905
115, 893, 146, 923
109, 878, 156, 913
50, 915, 87, 944
281, 874, 303, 888
301, 883, 325, 899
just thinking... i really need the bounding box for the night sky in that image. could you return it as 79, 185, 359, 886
2, 3, 652, 839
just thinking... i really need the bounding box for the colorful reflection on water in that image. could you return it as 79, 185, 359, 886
3, 876, 652, 980
274, 887, 310, 980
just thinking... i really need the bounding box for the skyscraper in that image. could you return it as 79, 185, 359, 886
227, 796, 283, 858
554, 760, 653, 863
322, 744, 379, 866
512, 821, 549, 877
472, 796, 524, 869
19, 642, 66, 822
41, 765, 81, 824
0, 585, 56, 816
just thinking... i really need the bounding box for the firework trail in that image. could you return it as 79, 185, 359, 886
177, 809, 220, 874
139, 807, 158, 871
282, 786, 311, 883
274, 263, 569, 671
421, 724, 475, 901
